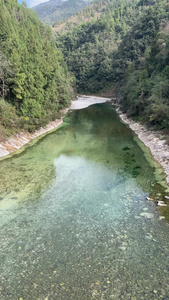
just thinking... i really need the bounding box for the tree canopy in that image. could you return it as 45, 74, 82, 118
55, 0, 169, 129
0, 0, 74, 136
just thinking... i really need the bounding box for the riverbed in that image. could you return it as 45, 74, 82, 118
0, 101, 169, 299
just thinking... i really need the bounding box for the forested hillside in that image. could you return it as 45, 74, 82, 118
120, 1, 169, 129
55, 0, 143, 92
55, 0, 169, 129
1, 0, 169, 140
33, 0, 90, 25
0, 0, 74, 138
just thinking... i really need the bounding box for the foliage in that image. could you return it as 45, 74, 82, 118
0, 51, 14, 101
0, 0, 74, 135
120, 0, 169, 129
33, 0, 90, 25
0, 100, 20, 137
55, 0, 169, 129
55, 0, 140, 92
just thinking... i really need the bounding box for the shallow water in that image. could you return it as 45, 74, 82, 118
0, 103, 169, 299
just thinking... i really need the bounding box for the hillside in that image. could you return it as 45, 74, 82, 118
0, 0, 74, 138
55, 0, 169, 129
33, 0, 90, 24
55, 0, 140, 91
1, 0, 169, 139
53, 0, 116, 33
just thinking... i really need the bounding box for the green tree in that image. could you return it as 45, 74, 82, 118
0, 52, 13, 102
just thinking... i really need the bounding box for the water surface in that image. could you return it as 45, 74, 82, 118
0, 103, 169, 299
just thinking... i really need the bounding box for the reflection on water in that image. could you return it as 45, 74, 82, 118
0, 103, 169, 299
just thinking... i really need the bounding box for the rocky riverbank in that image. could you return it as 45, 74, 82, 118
117, 108, 169, 186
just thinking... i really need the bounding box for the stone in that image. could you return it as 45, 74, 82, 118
159, 216, 165, 220
156, 201, 167, 207
140, 212, 154, 219
146, 197, 154, 201
134, 216, 141, 220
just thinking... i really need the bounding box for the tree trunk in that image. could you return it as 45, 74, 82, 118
2, 77, 5, 102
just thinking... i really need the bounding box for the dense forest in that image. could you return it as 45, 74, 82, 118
1, 0, 169, 139
33, 0, 90, 25
55, 0, 169, 129
55, 0, 141, 92
0, 0, 74, 138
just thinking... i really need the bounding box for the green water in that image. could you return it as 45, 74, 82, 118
0, 103, 169, 300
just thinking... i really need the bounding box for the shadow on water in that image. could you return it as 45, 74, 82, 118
0, 103, 169, 299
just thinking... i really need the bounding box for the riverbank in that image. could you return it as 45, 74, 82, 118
1, 96, 169, 190
0, 109, 68, 159
0, 96, 110, 159
117, 108, 169, 186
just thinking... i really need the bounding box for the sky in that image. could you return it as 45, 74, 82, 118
18, 0, 49, 8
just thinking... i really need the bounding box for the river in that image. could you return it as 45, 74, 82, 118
0, 100, 169, 299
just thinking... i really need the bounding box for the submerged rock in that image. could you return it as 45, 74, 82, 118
134, 216, 141, 220
145, 234, 153, 240
140, 212, 154, 219
103, 203, 109, 207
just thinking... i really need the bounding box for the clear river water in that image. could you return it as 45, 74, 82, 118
0, 102, 169, 300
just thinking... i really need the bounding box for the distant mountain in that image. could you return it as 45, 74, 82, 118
33, 0, 90, 24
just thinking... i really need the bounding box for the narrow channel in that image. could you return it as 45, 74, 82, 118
0, 100, 169, 299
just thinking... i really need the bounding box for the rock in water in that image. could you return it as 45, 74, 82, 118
140, 212, 154, 219
146, 197, 154, 201
155, 201, 167, 207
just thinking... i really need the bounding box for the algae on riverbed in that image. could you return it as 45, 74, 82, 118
0, 103, 169, 299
